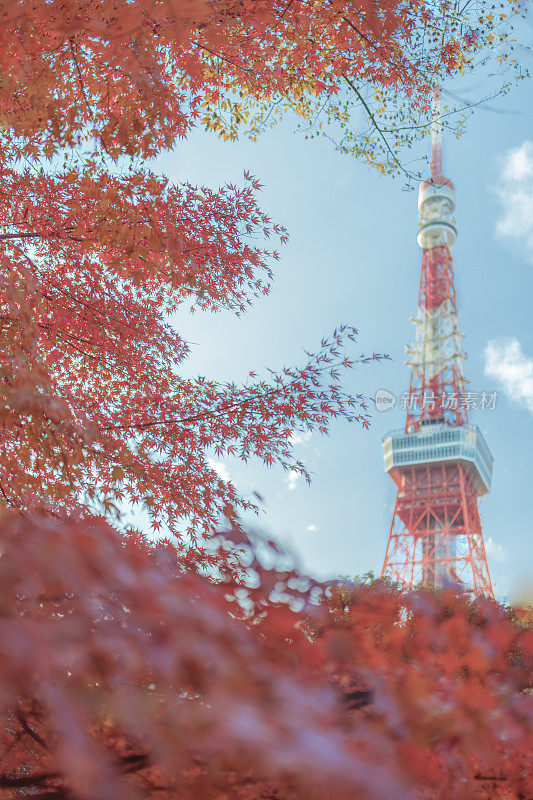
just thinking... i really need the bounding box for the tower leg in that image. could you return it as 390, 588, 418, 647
381, 464, 494, 597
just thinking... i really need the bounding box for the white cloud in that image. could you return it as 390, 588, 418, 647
501, 141, 533, 182
485, 537, 508, 564
495, 141, 533, 263
306, 524, 318, 532
207, 458, 230, 482
484, 338, 533, 413
289, 430, 312, 446
285, 469, 300, 491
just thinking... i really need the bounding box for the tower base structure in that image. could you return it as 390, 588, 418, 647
381, 449, 493, 596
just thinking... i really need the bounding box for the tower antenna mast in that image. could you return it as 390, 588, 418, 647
430, 86, 443, 180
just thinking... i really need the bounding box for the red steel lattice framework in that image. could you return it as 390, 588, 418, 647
380, 89, 494, 597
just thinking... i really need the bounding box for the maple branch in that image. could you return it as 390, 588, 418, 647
341, 76, 410, 178
344, 688, 373, 710
100, 352, 380, 434
338, 10, 424, 85
474, 773, 508, 782
0, 727, 24, 765
0, 226, 84, 246
15, 709, 49, 751
325, 0, 513, 159
0, 771, 60, 788
272, 0, 295, 31
0, 231, 42, 240
109, 395, 258, 432
121, 752, 150, 773
0, 751, 150, 792
25, 254, 143, 339
38, 318, 109, 364
0, 481, 15, 508
68, 38, 95, 120
195, 41, 256, 78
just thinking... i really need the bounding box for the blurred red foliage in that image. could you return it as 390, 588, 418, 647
0, 514, 531, 799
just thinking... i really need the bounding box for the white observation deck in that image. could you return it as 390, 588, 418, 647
383, 423, 493, 496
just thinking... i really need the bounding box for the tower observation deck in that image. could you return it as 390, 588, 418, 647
380, 89, 494, 596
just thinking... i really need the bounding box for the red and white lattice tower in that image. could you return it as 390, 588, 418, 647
380, 88, 494, 596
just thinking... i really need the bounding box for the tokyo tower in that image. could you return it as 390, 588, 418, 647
380, 89, 494, 597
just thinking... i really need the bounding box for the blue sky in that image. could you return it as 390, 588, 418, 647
154, 52, 533, 602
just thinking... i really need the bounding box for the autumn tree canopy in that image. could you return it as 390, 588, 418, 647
0, 0, 524, 172
0, 0, 523, 539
